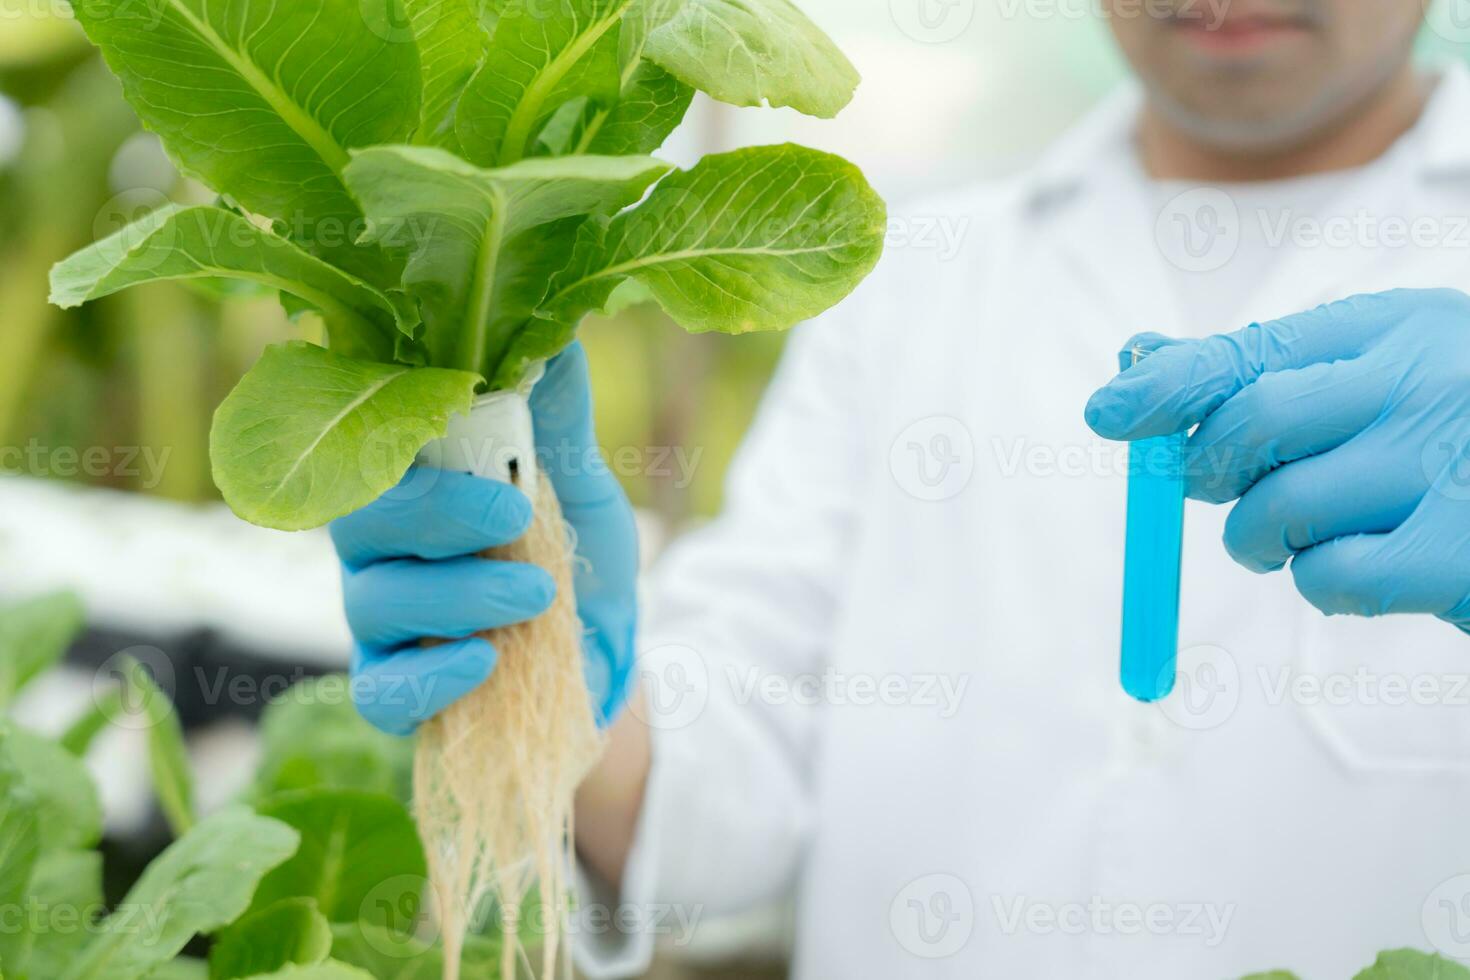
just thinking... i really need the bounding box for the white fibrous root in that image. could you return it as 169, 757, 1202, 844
414, 472, 603, 980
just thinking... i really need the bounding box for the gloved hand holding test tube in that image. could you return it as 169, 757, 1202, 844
1089, 291, 1470, 707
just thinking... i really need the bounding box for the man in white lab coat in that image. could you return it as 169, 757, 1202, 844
333, 2, 1470, 976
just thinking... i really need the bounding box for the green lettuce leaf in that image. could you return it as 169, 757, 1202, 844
563, 0, 692, 155
344, 146, 670, 376
61, 686, 125, 757
67, 0, 421, 283
253, 677, 413, 803
456, 0, 630, 166
119, 656, 195, 838
573, 61, 692, 155
329, 922, 501, 979
59, 807, 300, 980
3, 726, 102, 852
210, 343, 481, 531
11, 850, 104, 978
249, 790, 426, 927
483, 217, 587, 388
144, 961, 209, 980
0, 746, 39, 973
1352, 950, 1470, 980
50, 206, 407, 363
645, 0, 859, 118
406, 0, 489, 148
0, 591, 83, 708
208, 898, 333, 979
540, 143, 886, 335
236, 964, 374, 980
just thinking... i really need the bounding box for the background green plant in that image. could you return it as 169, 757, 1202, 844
0, 590, 533, 978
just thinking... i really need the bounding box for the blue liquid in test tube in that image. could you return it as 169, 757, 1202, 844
1119, 349, 1186, 702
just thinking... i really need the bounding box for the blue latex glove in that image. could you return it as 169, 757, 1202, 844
331, 343, 640, 735
1085, 288, 1470, 633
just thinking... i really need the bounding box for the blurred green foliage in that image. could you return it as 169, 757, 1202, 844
0, 6, 300, 505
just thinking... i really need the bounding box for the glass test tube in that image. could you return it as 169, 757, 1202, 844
1119, 347, 1186, 702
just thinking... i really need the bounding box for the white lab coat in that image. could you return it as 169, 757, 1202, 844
579, 63, 1470, 979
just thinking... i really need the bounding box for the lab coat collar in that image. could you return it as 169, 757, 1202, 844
1021, 61, 1470, 338
1419, 60, 1470, 179
1019, 78, 1178, 335
1021, 80, 1142, 216
1023, 60, 1470, 212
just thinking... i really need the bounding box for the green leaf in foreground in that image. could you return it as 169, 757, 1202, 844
60, 807, 300, 980
239, 963, 374, 980
144, 960, 209, 980
16, 850, 106, 977
0, 749, 40, 973
254, 677, 413, 802
60, 685, 124, 757
344, 146, 671, 375
329, 923, 501, 980
572, 60, 692, 156
645, 0, 859, 118
209, 342, 481, 531
537, 143, 886, 343
208, 898, 332, 979
1240, 973, 1301, 980
3, 726, 102, 852
50, 206, 405, 363
455, 0, 627, 167
250, 790, 427, 927
1352, 949, 1470, 980
407, 0, 488, 149
0, 590, 84, 706
67, 0, 420, 282
560, 0, 692, 156
119, 656, 194, 837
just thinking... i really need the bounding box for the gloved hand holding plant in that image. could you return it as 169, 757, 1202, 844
331, 342, 640, 737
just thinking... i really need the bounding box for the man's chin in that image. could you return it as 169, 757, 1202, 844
1146, 81, 1347, 155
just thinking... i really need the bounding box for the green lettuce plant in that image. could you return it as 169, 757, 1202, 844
0, 591, 510, 978
48, 0, 887, 531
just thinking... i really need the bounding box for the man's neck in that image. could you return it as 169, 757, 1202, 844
1138, 68, 1429, 183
